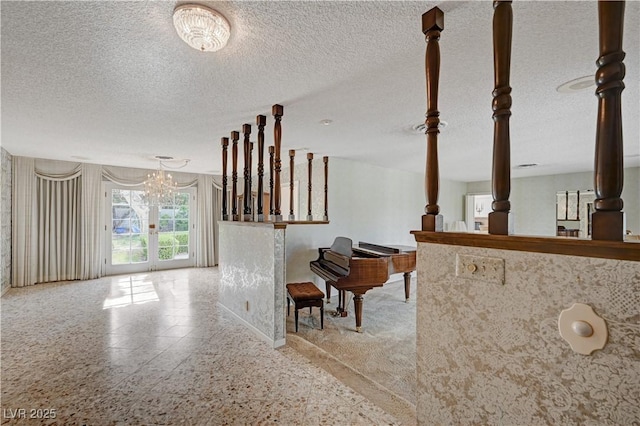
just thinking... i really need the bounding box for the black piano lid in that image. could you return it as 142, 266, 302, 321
358, 241, 416, 255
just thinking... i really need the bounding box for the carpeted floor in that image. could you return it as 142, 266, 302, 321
286, 277, 416, 414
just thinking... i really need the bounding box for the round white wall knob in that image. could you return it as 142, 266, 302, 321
558, 303, 607, 355
571, 320, 593, 337
467, 263, 478, 273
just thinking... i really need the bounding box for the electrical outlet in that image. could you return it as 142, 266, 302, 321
455, 254, 505, 285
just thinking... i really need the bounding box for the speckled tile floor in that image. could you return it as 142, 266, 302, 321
1, 268, 400, 425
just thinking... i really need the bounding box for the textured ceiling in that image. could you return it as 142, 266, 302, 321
1, 1, 638, 182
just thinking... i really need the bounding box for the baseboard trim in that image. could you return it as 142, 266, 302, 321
217, 302, 285, 349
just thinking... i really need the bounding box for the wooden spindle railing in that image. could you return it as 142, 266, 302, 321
413, 2, 634, 255
256, 115, 266, 222
269, 146, 275, 219
231, 131, 239, 221
307, 153, 314, 220
289, 149, 295, 220
422, 7, 444, 232
488, 0, 513, 235
242, 124, 252, 221
323, 156, 329, 221
273, 104, 284, 221
592, 0, 625, 241
221, 137, 229, 221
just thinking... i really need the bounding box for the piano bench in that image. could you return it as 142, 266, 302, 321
286, 282, 324, 332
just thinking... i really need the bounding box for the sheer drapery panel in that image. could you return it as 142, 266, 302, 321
36, 176, 81, 283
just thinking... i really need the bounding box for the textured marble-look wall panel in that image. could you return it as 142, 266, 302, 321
219, 222, 286, 347
416, 243, 640, 425
1, 148, 12, 294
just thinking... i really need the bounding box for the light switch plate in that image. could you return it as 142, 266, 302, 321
455, 254, 505, 284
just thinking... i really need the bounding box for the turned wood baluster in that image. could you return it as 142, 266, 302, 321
269, 146, 275, 218
256, 115, 266, 222
289, 149, 295, 220
307, 153, 313, 221
323, 156, 329, 221
242, 124, 252, 221
592, 0, 625, 241
231, 131, 239, 221
221, 137, 229, 221
489, 0, 513, 235
249, 142, 254, 219
272, 104, 284, 221
421, 7, 444, 232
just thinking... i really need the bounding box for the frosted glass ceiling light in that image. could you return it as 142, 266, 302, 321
173, 4, 231, 52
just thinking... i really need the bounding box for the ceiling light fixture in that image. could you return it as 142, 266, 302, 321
557, 75, 595, 93
515, 163, 538, 169
173, 4, 231, 52
410, 120, 448, 134
144, 156, 190, 205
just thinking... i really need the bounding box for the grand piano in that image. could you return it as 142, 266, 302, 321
310, 237, 416, 332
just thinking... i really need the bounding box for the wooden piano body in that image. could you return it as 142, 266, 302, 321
310, 237, 416, 332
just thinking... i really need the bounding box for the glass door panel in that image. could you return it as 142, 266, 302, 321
106, 184, 195, 275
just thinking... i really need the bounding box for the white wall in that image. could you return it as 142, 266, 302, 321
466, 167, 640, 236
218, 222, 286, 348
284, 157, 466, 284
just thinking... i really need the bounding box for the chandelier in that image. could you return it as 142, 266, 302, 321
144, 160, 177, 205
173, 4, 231, 52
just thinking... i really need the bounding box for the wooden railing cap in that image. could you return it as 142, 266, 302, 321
422, 7, 444, 34
272, 104, 284, 116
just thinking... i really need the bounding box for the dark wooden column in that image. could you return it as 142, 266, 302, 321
323, 156, 329, 221
256, 115, 266, 222
421, 7, 444, 232
242, 124, 252, 221
231, 131, 239, 221
269, 146, 275, 219
289, 149, 295, 220
272, 104, 284, 221
592, 0, 626, 241
488, 0, 513, 235
221, 137, 229, 221
307, 153, 314, 221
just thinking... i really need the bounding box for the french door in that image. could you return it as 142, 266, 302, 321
105, 183, 196, 275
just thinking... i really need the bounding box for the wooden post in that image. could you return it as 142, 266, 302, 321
592, 0, 625, 241
289, 149, 295, 220
307, 153, 314, 221
323, 156, 329, 221
272, 104, 284, 221
421, 7, 444, 232
269, 146, 275, 219
221, 137, 229, 221
488, 0, 514, 235
242, 124, 252, 221
256, 115, 266, 222
231, 131, 239, 221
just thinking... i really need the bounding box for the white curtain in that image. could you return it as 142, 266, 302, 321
12, 158, 101, 286
12, 157, 37, 287
196, 174, 220, 267
80, 163, 103, 279
36, 175, 81, 283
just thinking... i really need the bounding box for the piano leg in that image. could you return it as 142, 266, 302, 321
403, 272, 411, 302
325, 281, 331, 303
353, 292, 364, 332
